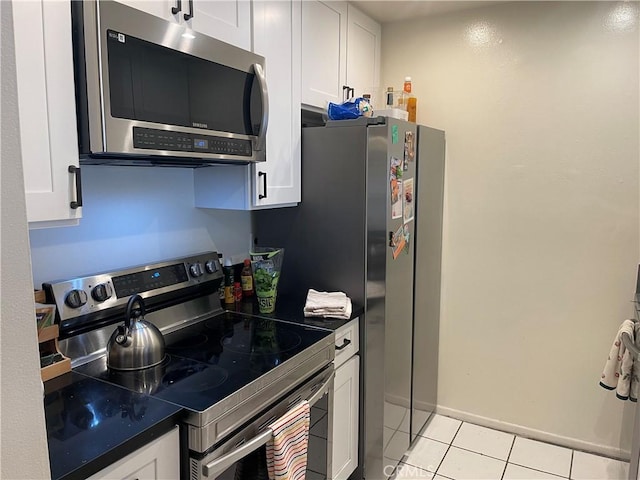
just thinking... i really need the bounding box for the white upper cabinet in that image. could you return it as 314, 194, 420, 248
250, 0, 301, 207
194, 0, 301, 209
13, 0, 82, 228
114, 0, 251, 50
112, 0, 181, 24
301, 1, 348, 108
190, 0, 252, 51
346, 4, 381, 105
301, 1, 380, 110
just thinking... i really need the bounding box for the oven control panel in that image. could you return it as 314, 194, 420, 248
43, 252, 223, 326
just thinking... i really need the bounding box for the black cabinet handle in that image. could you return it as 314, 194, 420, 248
258, 171, 267, 199
171, 0, 181, 14
68, 165, 83, 210
335, 339, 352, 351
184, 0, 193, 20
342, 85, 354, 102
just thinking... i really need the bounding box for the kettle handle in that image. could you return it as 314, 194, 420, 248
125, 294, 146, 330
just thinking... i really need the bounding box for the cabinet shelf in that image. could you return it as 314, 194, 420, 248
38, 324, 71, 382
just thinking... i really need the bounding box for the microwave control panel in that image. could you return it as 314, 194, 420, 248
133, 127, 252, 156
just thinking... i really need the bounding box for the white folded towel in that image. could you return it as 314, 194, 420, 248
600, 319, 640, 402
303, 289, 352, 320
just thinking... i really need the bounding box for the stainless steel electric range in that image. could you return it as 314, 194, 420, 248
43, 252, 335, 480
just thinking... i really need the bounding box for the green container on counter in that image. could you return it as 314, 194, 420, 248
250, 247, 284, 314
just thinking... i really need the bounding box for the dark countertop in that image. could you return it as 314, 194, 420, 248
44, 294, 361, 479
45, 372, 183, 480
227, 293, 363, 331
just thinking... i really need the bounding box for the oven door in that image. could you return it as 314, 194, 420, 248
190, 366, 334, 480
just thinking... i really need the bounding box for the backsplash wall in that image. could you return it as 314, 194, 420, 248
29, 165, 252, 286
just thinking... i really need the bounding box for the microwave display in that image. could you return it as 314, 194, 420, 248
106, 30, 263, 137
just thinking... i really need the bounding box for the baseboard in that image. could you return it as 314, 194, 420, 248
385, 393, 411, 409
435, 405, 630, 462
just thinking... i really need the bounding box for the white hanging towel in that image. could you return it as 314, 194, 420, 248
303, 288, 352, 320
600, 319, 640, 402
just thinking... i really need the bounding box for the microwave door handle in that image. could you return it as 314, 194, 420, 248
252, 63, 269, 152
202, 429, 273, 477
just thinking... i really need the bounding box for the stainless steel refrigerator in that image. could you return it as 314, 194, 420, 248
253, 116, 445, 479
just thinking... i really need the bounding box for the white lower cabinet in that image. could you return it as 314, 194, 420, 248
88, 427, 180, 480
333, 354, 359, 480
332, 318, 360, 480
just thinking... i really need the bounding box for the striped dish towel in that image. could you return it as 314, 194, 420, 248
266, 401, 310, 480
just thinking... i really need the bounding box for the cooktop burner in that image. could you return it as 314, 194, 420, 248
75, 311, 332, 414
169, 333, 210, 350
220, 325, 302, 355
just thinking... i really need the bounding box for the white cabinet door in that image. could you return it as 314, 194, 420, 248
112, 0, 181, 23
13, 0, 82, 228
194, 0, 301, 209
346, 4, 381, 105
88, 427, 180, 480
301, 0, 348, 108
332, 355, 359, 480
251, 0, 301, 207
189, 0, 252, 50
114, 0, 251, 50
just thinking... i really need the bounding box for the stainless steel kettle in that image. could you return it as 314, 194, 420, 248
107, 294, 165, 371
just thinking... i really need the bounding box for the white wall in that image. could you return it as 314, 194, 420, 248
1, 1, 52, 477
382, 1, 639, 457
29, 167, 252, 286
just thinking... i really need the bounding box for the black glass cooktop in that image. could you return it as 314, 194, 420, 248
75, 312, 332, 413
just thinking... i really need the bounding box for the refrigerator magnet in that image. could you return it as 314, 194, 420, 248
391, 225, 406, 259
390, 156, 403, 220
403, 224, 411, 254
390, 156, 403, 179
392, 125, 399, 144
391, 179, 403, 219
403, 178, 414, 223
404, 131, 415, 162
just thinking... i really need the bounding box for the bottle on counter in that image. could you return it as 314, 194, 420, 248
240, 259, 254, 297
233, 282, 243, 302
218, 254, 225, 303
403, 76, 417, 123
223, 258, 235, 305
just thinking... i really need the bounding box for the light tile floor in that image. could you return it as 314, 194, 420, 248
389, 414, 630, 480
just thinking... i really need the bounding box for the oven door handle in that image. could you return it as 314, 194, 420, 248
202, 429, 273, 477
202, 371, 334, 477
308, 371, 334, 406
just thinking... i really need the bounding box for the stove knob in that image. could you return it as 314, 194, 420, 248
65, 289, 88, 309
91, 283, 113, 302
205, 259, 218, 274
189, 262, 203, 277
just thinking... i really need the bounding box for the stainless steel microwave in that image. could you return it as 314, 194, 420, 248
71, 1, 268, 167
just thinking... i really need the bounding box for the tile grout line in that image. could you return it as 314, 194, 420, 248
500, 435, 517, 480
569, 448, 574, 480
506, 460, 570, 479
431, 420, 466, 477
